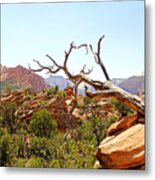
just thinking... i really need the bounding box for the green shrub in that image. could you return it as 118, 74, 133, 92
47, 86, 59, 97
38, 99, 46, 106
111, 99, 135, 116
15, 158, 27, 167
47, 86, 66, 98
83, 96, 91, 105
50, 159, 61, 168
57, 91, 66, 97
29, 136, 52, 160
26, 157, 45, 168
25, 94, 34, 100
0, 134, 19, 166
0, 102, 20, 134
0, 128, 5, 137
28, 109, 57, 138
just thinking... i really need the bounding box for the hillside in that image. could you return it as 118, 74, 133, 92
112, 78, 126, 86
45, 75, 69, 90
112, 75, 144, 95
0, 86, 144, 169
118, 75, 144, 95
0, 65, 48, 92
0, 65, 145, 169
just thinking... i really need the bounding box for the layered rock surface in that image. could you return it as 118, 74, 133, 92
0, 90, 78, 131
96, 115, 145, 169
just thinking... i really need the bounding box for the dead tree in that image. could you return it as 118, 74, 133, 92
29, 42, 92, 120
29, 36, 144, 118
89, 35, 110, 81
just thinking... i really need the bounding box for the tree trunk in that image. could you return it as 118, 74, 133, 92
89, 81, 144, 117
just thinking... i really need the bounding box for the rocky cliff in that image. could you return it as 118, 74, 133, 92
0, 65, 48, 92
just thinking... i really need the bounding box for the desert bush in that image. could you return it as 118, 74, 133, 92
28, 109, 57, 138
0, 102, 20, 134
15, 158, 27, 167
111, 99, 135, 117
0, 134, 19, 166
26, 157, 45, 168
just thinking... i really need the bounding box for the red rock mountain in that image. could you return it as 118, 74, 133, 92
0, 65, 48, 92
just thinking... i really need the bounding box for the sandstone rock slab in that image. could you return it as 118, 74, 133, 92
96, 124, 145, 169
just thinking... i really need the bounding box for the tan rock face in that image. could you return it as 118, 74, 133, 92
45, 97, 78, 130
96, 123, 145, 169
107, 114, 138, 136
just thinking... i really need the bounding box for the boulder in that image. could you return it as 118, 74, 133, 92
107, 114, 138, 136
96, 123, 145, 169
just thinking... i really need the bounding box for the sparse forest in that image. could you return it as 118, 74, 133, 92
0, 36, 144, 169
0, 88, 120, 168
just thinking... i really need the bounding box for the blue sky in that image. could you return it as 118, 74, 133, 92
1, 1, 144, 81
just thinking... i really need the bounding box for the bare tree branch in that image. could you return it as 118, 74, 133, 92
30, 36, 144, 118
86, 81, 144, 116
89, 44, 98, 63
69, 78, 83, 115
89, 35, 110, 81
46, 54, 61, 68
72, 43, 88, 54
29, 59, 60, 74
80, 64, 93, 75
29, 42, 89, 81
97, 35, 105, 55
63, 42, 88, 77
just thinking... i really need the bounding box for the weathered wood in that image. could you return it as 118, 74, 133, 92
89, 81, 144, 116
30, 36, 144, 117
89, 35, 110, 81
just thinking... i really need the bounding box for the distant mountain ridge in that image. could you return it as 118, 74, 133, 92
112, 75, 144, 95
45, 75, 95, 95
118, 75, 144, 95
112, 78, 126, 86
0, 64, 144, 95
0, 65, 48, 92
46, 74, 144, 95
45, 75, 69, 90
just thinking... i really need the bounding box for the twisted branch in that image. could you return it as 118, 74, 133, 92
30, 36, 144, 117
89, 35, 110, 81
